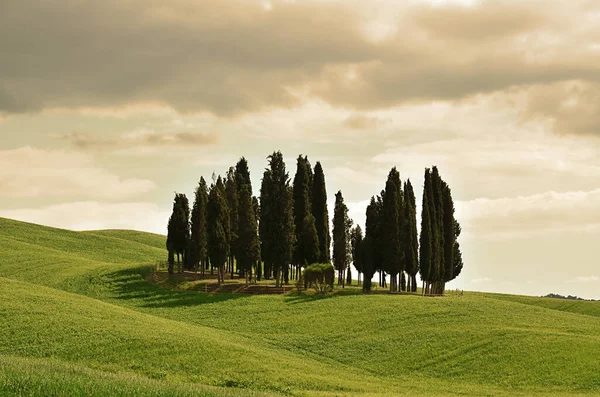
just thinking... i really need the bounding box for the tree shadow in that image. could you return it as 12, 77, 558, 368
105, 266, 249, 308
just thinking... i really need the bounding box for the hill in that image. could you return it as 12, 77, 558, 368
0, 217, 599, 396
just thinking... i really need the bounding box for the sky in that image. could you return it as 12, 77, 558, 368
1, 0, 599, 299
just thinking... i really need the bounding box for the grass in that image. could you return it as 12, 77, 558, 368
0, 216, 599, 396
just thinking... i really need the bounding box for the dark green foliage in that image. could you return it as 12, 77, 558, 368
382, 167, 403, 291
252, 196, 262, 281
431, 166, 445, 286
311, 162, 331, 263
332, 190, 352, 288
190, 177, 208, 273
300, 214, 320, 266
350, 225, 363, 284
363, 196, 383, 292
293, 155, 319, 268
237, 184, 260, 285
420, 167, 463, 295
419, 172, 433, 291
235, 157, 251, 193
259, 151, 295, 287
225, 168, 239, 274
208, 177, 230, 284
167, 248, 175, 275
166, 193, 190, 273
402, 179, 419, 292
302, 263, 334, 293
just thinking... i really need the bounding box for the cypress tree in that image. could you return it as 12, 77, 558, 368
382, 167, 403, 292
420, 170, 433, 295
402, 179, 419, 292
293, 155, 319, 273
225, 168, 239, 278
332, 191, 352, 288
190, 177, 209, 275
166, 193, 190, 273
208, 177, 230, 285
442, 181, 464, 289
350, 225, 363, 285
235, 157, 251, 192
431, 166, 445, 294
363, 196, 382, 292
311, 162, 331, 263
259, 151, 295, 287
252, 196, 262, 281
237, 184, 260, 285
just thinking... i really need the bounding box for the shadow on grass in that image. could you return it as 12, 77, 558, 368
106, 266, 249, 308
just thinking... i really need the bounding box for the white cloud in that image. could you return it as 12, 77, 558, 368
456, 188, 600, 240
0, 147, 156, 199
0, 201, 169, 234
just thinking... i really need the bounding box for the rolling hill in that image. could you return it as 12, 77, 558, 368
0, 217, 599, 396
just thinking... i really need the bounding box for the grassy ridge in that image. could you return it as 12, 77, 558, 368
1, 217, 599, 396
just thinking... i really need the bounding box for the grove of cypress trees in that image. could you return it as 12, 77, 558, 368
442, 180, 464, 291
311, 162, 331, 263
190, 177, 209, 275
208, 177, 230, 285
259, 151, 295, 287
332, 190, 352, 288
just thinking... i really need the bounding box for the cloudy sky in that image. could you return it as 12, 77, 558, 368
1, 0, 599, 299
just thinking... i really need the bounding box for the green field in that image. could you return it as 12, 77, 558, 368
1, 217, 599, 396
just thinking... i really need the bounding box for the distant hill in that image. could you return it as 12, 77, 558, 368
545, 293, 597, 301
1, 217, 599, 397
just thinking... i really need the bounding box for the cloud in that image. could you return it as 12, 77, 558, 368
566, 276, 599, 283
456, 188, 600, 239
343, 114, 390, 130
523, 81, 600, 136
0, 201, 169, 234
0, 147, 155, 199
1, 0, 599, 134
60, 130, 217, 151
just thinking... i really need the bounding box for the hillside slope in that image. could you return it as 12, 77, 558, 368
0, 217, 599, 396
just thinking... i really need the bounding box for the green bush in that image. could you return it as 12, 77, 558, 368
303, 263, 334, 293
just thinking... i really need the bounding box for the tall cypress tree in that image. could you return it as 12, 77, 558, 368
382, 167, 403, 292
431, 166, 445, 294
166, 193, 190, 273
311, 162, 331, 263
350, 225, 363, 285
252, 196, 262, 281
259, 151, 295, 287
237, 184, 261, 285
225, 167, 239, 277
442, 180, 464, 291
402, 179, 419, 292
363, 196, 382, 292
190, 177, 209, 275
332, 190, 352, 288
208, 177, 230, 285
293, 155, 319, 271
420, 170, 433, 294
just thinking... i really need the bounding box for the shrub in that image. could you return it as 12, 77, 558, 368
303, 263, 334, 293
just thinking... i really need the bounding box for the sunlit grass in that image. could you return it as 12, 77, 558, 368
1, 217, 599, 396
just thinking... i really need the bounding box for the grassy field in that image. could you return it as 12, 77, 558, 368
1, 217, 599, 396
